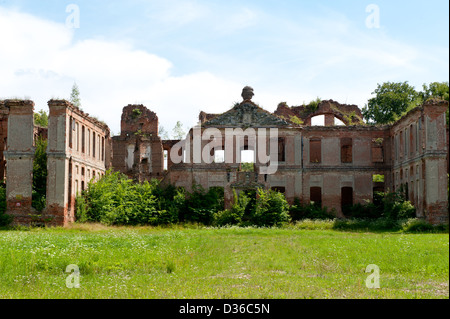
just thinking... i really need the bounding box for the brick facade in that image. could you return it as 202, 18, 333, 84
1, 89, 448, 226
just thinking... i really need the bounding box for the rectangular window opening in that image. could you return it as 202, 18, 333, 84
341, 138, 353, 163
341, 187, 353, 215
309, 139, 321, 163
310, 187, 322, 207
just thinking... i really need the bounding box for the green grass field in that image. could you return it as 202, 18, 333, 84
0, 223, 448, 299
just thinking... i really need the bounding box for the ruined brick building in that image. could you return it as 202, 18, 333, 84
1, 87, 448, 226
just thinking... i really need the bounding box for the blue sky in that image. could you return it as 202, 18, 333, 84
0, 0, 448, 135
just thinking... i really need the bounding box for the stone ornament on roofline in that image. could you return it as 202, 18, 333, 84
242, 86, 254, 101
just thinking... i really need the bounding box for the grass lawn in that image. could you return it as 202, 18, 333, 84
0, 223, 448, 299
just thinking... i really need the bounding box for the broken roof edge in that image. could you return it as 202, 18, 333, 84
48, 99, 110, 133
199, 100, 291, 128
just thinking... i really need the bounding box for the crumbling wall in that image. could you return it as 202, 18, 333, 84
2, 88, 447, 227
46, 99, 110, 226
301, 125, 391, 216
112, 104, 164, 182
274, 100, 364, 126
391, 99, 449, 224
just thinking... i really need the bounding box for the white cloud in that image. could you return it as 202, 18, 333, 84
217, 7, 259, 34
0, 3, 447, 136
0, 6, 243, 135
146, 0, 210, 27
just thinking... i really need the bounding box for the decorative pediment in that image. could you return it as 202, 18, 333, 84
203, 102, 289, 128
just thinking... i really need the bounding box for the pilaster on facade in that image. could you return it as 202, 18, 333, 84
4, 100, 35, 225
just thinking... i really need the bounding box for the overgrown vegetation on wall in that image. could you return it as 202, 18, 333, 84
70, 170, 436, 231
75, 171, 292, 227
0, 182, 12, 226
32, 137, 47, 212
0, 170, 443, 231
33, 110, 48, 127
362, 81, 449, 124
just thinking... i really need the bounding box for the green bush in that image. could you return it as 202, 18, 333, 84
343, 202, 381, 219
332, 218, 402, 232
0, 184, 12, 227
31, 190, 46, 213
81, 170, 163, 226
342, 191, 415, 221
152, 183, 184, 224
380, 191, 416, 220
214, 209, 241, 226
214, 189, 249, 226
32, 137, 47, 212
214, 188, 291, 227
184, 185, 224, 225
78, 172, 226, 226
251, 188, 291, 227
289, 198, 335, 220
74, 172, 426, 230
401, 218, 447, 233
75, 194, 89, 223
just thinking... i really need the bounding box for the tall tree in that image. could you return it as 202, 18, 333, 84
32, 137, 48, 212
362, 81, 421, 124
34, 110, 48, 127
172, 121, 186, 140
420, 82, 449, 125
159, 125, 170, 140
420, 82, 449, 102
69, 82, 81, 108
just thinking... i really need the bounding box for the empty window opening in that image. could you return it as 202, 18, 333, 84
92, 132, 96, 158
69, 116, 73, 149
214, 149, 225, 163
373, 186, 384, 206
278, 138, 285, 162
240, 150, 255, 163
372, 174, 385, 183
68, 162, 73, 210
335, 118, 345, 126
81, 126, 85, 153
76, 122, 79, 152
399, 131, 403, 158
102, 137, 105, 162
164, 150, 168, 170
341, 187, 353, 215
410, 124, 414, 155
311, 115, 325, 126
309, 139, 321, 163
395, 135, 398, 161
373, 174, 385, 207
371, 138, 384, 163
271, 187, 286, 194
404, 128, 408, 156
416, 124, 419, 153
404, 183, 409, 201
87, 129, 90, 156
340, 138, 353, 163
310, 187, 322, 207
